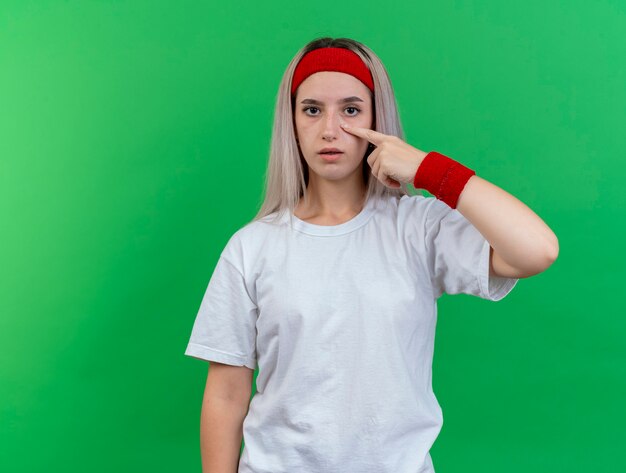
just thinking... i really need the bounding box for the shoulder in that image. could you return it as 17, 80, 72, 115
220, 212, 286, 264
390, 193, 446, 225
396, 193, 429, 210
372, 193, 433, 248
237, 211, 286, 243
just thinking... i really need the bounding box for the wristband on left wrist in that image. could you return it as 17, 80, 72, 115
413, 151, 476, 209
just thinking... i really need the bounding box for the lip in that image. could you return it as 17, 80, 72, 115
318, 147, 344, 162
320, 153, 343, 162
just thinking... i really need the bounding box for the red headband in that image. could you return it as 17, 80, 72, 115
291, 47, 375, 96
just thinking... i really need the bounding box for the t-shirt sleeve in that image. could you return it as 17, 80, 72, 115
184, 238, 258, 370
423, 197, 519, 301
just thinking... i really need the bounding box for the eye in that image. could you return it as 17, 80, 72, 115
302, 106, 361, 116
302, 106, 320, 116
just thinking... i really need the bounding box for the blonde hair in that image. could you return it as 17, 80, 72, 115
251, 37, 421, 224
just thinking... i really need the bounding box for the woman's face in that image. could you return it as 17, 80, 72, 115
293, 71, 374, 184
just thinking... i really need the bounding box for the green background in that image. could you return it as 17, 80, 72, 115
1, 1, 624, 472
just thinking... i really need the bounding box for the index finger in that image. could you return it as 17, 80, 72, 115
340, 123, 388, 146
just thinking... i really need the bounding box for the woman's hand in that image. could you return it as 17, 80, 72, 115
340, 122, 428, 189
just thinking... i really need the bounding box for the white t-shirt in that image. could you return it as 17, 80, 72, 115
185, 193, 519, 473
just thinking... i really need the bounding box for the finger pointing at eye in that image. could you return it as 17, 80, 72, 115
340, 123, 389, 147
340, 121, 428, 189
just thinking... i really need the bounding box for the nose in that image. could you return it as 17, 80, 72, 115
322, 110, 343, 141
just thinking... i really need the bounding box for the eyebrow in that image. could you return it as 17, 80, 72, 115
300, 96, 365, 105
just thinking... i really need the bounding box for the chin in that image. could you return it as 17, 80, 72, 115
314, 163, 363, 179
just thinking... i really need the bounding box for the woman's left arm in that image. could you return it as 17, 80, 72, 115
339, 123, 560, 279
455, 175, 559, 279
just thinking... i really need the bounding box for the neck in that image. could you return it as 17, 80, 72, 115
296, 172, 367, 221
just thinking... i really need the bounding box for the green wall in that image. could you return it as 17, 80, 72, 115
1, 1, 624, 472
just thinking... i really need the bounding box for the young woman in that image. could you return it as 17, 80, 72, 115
185, 37, 559, 473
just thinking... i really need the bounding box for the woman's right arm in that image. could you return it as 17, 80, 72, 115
200, 362, 254, 473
